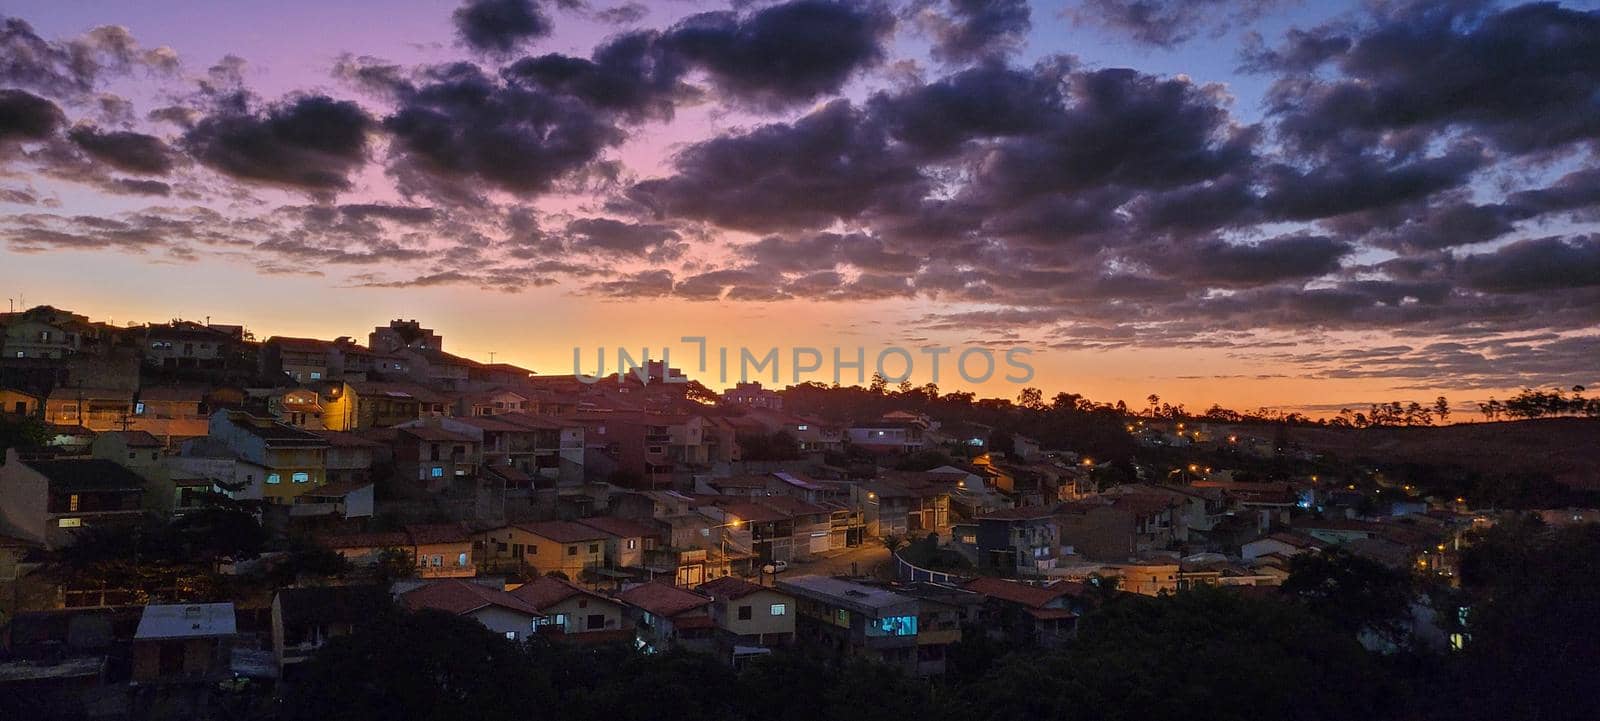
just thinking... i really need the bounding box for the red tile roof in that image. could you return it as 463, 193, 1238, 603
406, 523, 471, 545
696, 576, 769, 601
576, 516, 660, 540
964, 577, 1080, 608
507, 576, 609, 611
322, 531, 410, 550
516, 520, 607, 544
400, 426, 478, 443
402, 579, 542, 617
616, 582, 711, 617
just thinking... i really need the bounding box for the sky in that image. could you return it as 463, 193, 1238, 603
1, 0, 1598, 416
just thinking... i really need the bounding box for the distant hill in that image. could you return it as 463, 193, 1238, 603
1272, 418, 1600, 490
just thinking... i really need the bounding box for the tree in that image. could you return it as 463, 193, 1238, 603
282, 609, 553, 721
1432, 396, 1450, 424
1281, 549, 1415, 647
881, 534, 905, 556
1017, 387, 1044, 410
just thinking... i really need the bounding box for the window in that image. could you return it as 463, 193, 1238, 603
588, 543, 599, 554
511, 543, 524, 558
431, 555, 443, 567
291, 472, 309, 484
627, 539, 637, 550
68, 494, 80, 512
586, 614, 606, 630
266, 473, 282, 485
505, 631, 518, 641
797, 425, 808, 431
134, 402, 145, 415
309, 372, 322, 380
770, 603, 787, 616
457, 553, 468, 567
738, 605, 752, 620
567, 546, 577, 556
58, 517, 82, 528
873, 615, 918, 637
431, 467, 444, 478
128, 451, 136, 460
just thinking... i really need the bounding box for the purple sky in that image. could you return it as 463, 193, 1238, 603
2, 0, 1598, 414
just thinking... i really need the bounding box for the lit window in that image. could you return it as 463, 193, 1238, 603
770, 603, 786, 616
68, 494, 79, 512
457, 552, 468, 566
873, 615, 918, 636
58, 517, 82, 528
431, 555, 443, 566
431, 467, 444, 478
797, 425, 808, 431
266, 473, 282, 485
505, 631, 518, 641
310, 372, 322, 380
627, 539, 637, 550
291, 472, 309, 484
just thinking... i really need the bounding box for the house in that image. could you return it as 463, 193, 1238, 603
576, 515, 660, 569
269, 387, 324, 429
308, 430, 381, 487
44, 386, 133, 431
1, 387, 42, 417
400, 579, 544, 641
392, 424, 480, 491
480, 521, 607, 578
206, 409, 329, 504
321, 524, 475, 577
846, 415, 927, 454
404, 413, 582, 484
863, 473, 953, 539
963, 577, 1083, 647
131, 603, 237, 683
261, 337, 336, 383
616, 581, 715, 653
721, 381, 783, 410
131, 385, 209, 437
320, 380, 450, 431
90, 430, 165, 475
408, 523, 477, 578
697, 576, 795, 665
776, 575, 934, 675
976, 506, 1060, 573
271, 586, 388, 677
290, 479, 375, 520
0, 451, 146, 549
1241, 531, 1324, 561
142, 321, 241, 370
506, 575, 632, 643
0, 306, 94, 359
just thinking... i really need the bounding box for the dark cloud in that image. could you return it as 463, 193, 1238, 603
185, 94, 372, 192
0, 89, 63, 142
385, 63, 624, 200
917, 0, 1032, 63
1460, 235, 1600, 294
503, 31, 695, 122
453, 0, 552, 54
590, 269, 675, 297
1164, 234, 1354, 286
1070, 0, 1289, 48
1258, 1, 1600, 156
338, 203, 437, 224
0, 17, 178, 99
632, 99, 925, 232
107, 178, 171, 195
66, 126, 173, 174
594, 2, 649, 24
661, 0, 894, 109
869, 61, 1062, 159
1258, 145, 1484, 222
564, 216, 682, 257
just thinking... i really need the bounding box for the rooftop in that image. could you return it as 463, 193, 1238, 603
776, 575, 917, 615
21, 458, 147, 493
402, 580, 542, 618
514, 520, 608, 544
507, 575, 608, 611
697, 576, 773, 601
616, 581, 712, 617
576, 515, 660, 540
964, 577, 1082, 608
135, 603, 237, 640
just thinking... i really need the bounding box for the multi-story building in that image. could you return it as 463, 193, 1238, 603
142, 321, 242, 370
479, 520, 607, 578
975, 506, 1060, 574
697, 576, 796, 665
0, 450, 146, 549
206, 409, 329, 504
776, 575, 943, 675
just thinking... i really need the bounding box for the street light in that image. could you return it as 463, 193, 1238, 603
707, 519, 744, 575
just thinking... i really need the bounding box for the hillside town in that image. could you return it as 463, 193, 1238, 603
2, 305, 1594, 718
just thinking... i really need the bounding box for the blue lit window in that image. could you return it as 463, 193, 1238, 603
873, 615, 918, 636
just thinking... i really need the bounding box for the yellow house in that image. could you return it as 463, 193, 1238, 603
482, 521, 606, 578
1, 388, 41, 417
